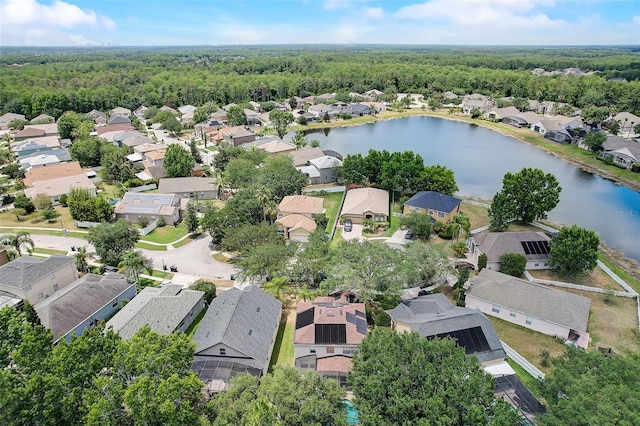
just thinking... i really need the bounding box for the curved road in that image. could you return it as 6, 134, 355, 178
30, 233, 236, 285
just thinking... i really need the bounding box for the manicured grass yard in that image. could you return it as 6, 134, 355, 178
140, 221, 188, 244
269, 301, 296, 371
32, 247, 68, 255
313, 191, 343, 232
135, 241, 167, 251
529, 266, 623, 290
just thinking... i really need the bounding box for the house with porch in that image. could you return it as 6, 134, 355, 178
294, 292, 367, 387
403, 191, 461, 223
599, 135, 640, 169
341, 187, 389, 224
466, 269, 591, 348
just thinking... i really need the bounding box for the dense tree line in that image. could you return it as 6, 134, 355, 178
1, 46, 639, 119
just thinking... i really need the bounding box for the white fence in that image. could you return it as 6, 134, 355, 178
501, 341, 545, 381
138, 220, 159, 236
128, 183, 157, 193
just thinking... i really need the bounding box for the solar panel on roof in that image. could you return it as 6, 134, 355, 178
295, 307, 314, 329
521, 241, 531, 255
431, 326, 490, 354
355, 310, 365, 318
346, 311, 356, 325
541, 240, 550, 254
315, 324, 346, 344
355, 318, 368, 335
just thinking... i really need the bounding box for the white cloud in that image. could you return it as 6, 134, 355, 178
363, 7, 384, 19
0, 0, 115, 45
633, 16, 640, 25
324, 0, 368, 10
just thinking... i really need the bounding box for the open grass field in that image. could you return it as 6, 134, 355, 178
0, 205, 80, 231
562, 288, 640, 355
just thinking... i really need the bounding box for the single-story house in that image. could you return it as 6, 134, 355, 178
12, 136, 61, 156
110, 107, 132, 117
115, 192, 185, 226
294, 292, 367, 386
133, 106, 148, 119
250, 138, 296, 155
87, 109, 107, 123
36, 273, 136, 343
25, 173, 97, 205
613, 112, 640, 136
387, 293, 509, 369
19, 153, 62, 170
23, 161, 85, 187
0, 255, 78, 305
363, 89, 384, 101
486, 106, 521, 121
289, 147, 325, 167
466, 269, 591, 348
191, 285, 281, 393
275, 215, 317, 242
0, 112, 26, 129
275, 195, 325, 242
106, 284, 205, 340
108, 115, 131, 126
462, 94, 494, 115
403, 191, 461, 223
468, 231, 551, 271
341, 187, 389, 224
599, 134, 640, 169
158, 176, 219, 200
14, 127, 47, 141
296, 165, 321, 184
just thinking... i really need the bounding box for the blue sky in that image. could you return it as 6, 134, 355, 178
1, 0, 638, 46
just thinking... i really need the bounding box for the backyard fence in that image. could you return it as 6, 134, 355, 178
501, 341, 545, 381
138, 220, 159, 236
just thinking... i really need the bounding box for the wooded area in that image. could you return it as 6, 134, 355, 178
1, 46, 639, 119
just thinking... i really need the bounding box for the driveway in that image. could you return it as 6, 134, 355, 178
341, 223, 363, 241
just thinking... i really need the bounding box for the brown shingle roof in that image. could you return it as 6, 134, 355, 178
278, 195, 324, 216
24, 161, 84, 186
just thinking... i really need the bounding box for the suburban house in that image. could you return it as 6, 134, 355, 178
275, 195, 324, 242
87, 109, 107, 124
213, 126, 257, 147
14, 127, 48, 141
0, 112, 26, 129
341, 187, 389, 224
35, 273, 136, 343
0, 255, 78, 305
293, 293, 367, 386
158, 177, 219, 200
160, 105, 179, 115
19, 153, 66, 171
114, 192, 186, 226
108, 115, 131, 126
106, 284, 205, 340
467, 231, 552, 271
244, 108, 261, 126
363, 89, 384, 101
403, 191, 462, 223
110, 107, 132, 117
530, 115, 582, 138
462, 94, 494, 115
387, 293, 509, 371
466, 269, 591, 348
613, 112, 640, 136
12, 136, 61, 155
289, 147, 325, 166
134, 106, 148, 119
25, 173, 97, 205
599, 134, 640, 169
191, 286, 281, 394
247, 137, 296, 155
308, 156, 343, 183
486, 106, 521, 121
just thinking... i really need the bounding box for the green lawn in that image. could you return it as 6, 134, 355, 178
0, 227, 87, 238
135, 241, 167, 251
140, 222, 188, 244
315, 191, 344, 232
173, 235, 197, 248
269, 309, 295, 371
186, 306, 208, 338
506, 358, 544, 400
148, 269, 174, 280
598, 254, 640, 294
32, 247, 68, 255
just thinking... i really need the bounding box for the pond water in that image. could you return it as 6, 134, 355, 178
309, 116, 640, 262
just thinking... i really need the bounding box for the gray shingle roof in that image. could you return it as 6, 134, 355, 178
467, 269, 591, 332
106, 284, 204, 339
403, 191, 461, 213
0, 255, 75, 289
387, 293, 505, 363
158, 177, 218, 194
36, 273, 134, 340
471, 232, 551, 262
192, 285, 281, 370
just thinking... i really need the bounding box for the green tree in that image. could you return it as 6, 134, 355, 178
539, 349, 640, 426
0, 231, 34, 257
189, 279, 217, 304
221, 222, 282, 255
68, 187, 114, 222
291, 130, 307, 149
496, 168, 561, 223
13, 194, 35, 214
118, 250, 152, 286
226, 105, 247, 126
292, 228, 331, 287
451, 241, 468, 257
349, 328, 520, 426
69, 137, 103, 167
100, 147, 134, 184
583, 131, 607, 152
160, 115, 182, 134
478, 253, 488, 270
164, 144, 195, 178
236, 241, 295, 282
269, 109, 294, 139
258, 155, 307, 203
192, 102, 217, 125
400, 212, 433, 240
56, 112, 81, 140
189, 140, 203, 164
225, 158, 260, 189
414, 164, 459, 196
488, 191, 515, 231
184, 202, 199, 234
323, 240, 402, 304
263, 276, 292, 302
549, 225, 600, 277
401, 241, 453, 288
499, 253, 527, 277
32, 193, 52, 210
87, 220, 140, 267
74, 245, 94, 274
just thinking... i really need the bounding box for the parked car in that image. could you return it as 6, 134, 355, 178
344, 218, 353, 232
405, 230, 414, 240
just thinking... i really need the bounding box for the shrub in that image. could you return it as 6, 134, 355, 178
58, 193, 68, 206
138, 216, 151, 228
374, 311, 391, 327
156, 217, 166, 227
499, 253, 527, 277
1, 194, 15, 206
478, 253, 488, 270
451, 242, 468, 257
13, 194, 35, 214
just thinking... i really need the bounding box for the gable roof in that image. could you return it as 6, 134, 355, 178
25, 173, 96, 198
276, 214, 317, 234
467, 269, 591, 332
106, 284, 204, 339
387, 293, 505, 363
403, 191, 461, 213
23, 161, 84, 186
309, 155, 342, 170
342, 187, 389, 217
294, 293, 367, 346
0, 112, 26, 124
111, 107, 132, 116
472, 231, 551, 262
0, 255, 75, 289
115, 192, 182, 216
108, 115, 131, 125
192, 285, 281, 370
14, 127, 46, 139
36, 273, 134, 340
289, 147, 325, 166
158, 177, 218, 193
278, 195, 324, 215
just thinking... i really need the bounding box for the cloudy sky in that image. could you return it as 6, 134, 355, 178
1, 0, 638, 46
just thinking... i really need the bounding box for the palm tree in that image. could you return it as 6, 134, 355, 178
264, 200, 278, 224
74, 246, 94, 274
0, 231, 34, 257
118, 250, 152, 286
263, 276, 292, 303
255, 186, 273, 222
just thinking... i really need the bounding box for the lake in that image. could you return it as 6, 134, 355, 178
308, 116, 640, 263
